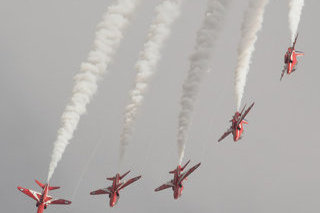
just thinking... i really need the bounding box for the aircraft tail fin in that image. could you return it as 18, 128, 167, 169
181, 160, 190, 171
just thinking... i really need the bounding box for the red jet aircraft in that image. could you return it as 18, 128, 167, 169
17, 180, 71, 213
155, 160, 201, 199
90, 171, 141, 207
281, 34, 304, 80
218, 102, 254, 142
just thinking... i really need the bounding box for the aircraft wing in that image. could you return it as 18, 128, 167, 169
48, 199, 72, 205
218, 128, 232, 142
118, 176, 141, 191
179, 163, 201, 184
90, 188, 110, 195
237, 102, 254, 125
17, 186, 41, 202
154, 181, 173, 192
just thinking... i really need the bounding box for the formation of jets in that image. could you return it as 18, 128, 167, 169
217, 33, 304, 143
17, 34, 304, 211
17, 162, 200, 210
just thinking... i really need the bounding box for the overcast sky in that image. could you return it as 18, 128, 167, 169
1, 0, 320, 212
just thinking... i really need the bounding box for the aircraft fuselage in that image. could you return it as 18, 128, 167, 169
36, 185, 49, 213
230, 112, 247, 142
36, 203, 45, 213
108, 174, 120, 207
172, 166, 183, 199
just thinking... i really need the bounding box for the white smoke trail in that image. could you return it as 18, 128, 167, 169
288, 0, 304, 43
177, 0, 231, 165
47, 0, 141, 182
234, 0, 269, 111
119, 0, 182, 161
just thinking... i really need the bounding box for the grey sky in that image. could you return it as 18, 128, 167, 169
1, 0, 320, 212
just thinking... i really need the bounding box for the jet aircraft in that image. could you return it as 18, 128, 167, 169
218, 102, 255, 142
281, 34, 304, 80
90, 171, 141, 207
17, 180, 71, 213
155, 160, 201, 199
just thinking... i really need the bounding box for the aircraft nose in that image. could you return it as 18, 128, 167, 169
109, 198, 116, 207
173, 190, 179, 199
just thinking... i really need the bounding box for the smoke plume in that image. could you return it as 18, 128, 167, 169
177, 0, 230, 164
288, 0, 304, 43
47, 0, 140, 182
234, 0, 269, 111
119, 0, 182, 161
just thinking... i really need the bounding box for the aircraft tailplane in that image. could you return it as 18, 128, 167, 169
35, 180, 60, 190
107, 177, 115, 181
35, 180, 45, 189
48, 186, 60, 190
169, 170, 176, 174
120, 171, 130, 180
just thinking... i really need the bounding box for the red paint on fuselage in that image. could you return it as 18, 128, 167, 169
109, 193, 118, 207
108, 174, 120, 207
231, 112, 248, 142
285, 48, 297, 74
36, 185, 50, 213
37, 184, 51, 213
37, 203, 45, 213
283, 35, 303, 78
172, 166, 183, 199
